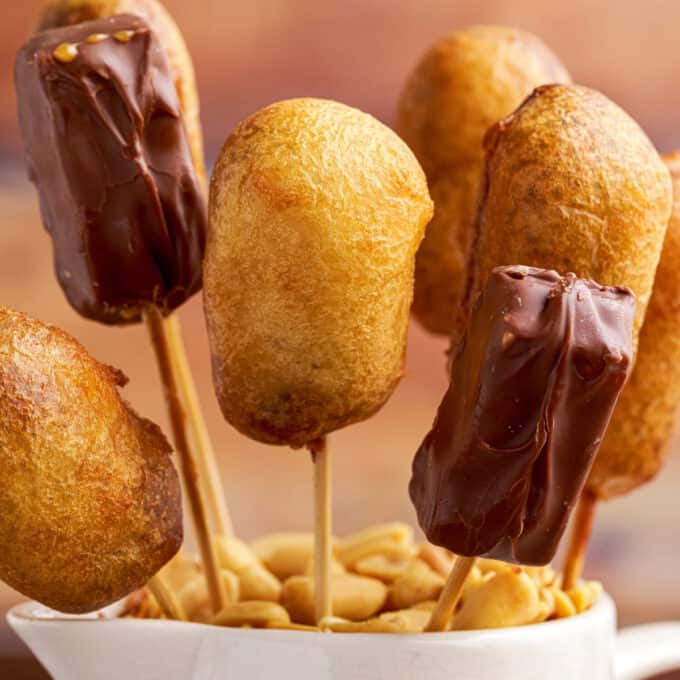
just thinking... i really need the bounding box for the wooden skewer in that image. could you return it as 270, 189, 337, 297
425, 556, 476, 632
147, 573, 187, 621
164, 313, 234, 537
144, 306, 227, 615
562, 490, 597, 590
309, 436, 332, 624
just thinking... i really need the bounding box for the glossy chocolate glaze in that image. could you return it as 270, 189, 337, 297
15, 15, 205, 324
410, 266, 634, 565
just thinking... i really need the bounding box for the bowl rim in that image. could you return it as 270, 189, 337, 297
6, 591, 615, 642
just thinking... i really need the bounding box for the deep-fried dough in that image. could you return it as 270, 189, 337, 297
462, 84, 672, 349
587, 152, 680, 498
0, 307, 182, 613
204, 98, 433, 446
397, 26, 570, 335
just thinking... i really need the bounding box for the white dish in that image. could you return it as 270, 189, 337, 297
8, 593, 680, 680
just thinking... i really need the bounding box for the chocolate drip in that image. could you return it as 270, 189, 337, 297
15, 15, 205, 324
410, 266, 634, 565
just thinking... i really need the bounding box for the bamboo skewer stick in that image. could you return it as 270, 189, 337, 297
144, 306, 227, 615
147, 573, 187, 621
164, 313, 234, 537
425, 556, 476, 632
309, 436, 332, 624
562, 491, 597, 590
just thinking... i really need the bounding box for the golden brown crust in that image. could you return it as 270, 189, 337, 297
397, 26, 570, 335
587, 153, 680, 499
36, 0, 206, 188
0, 307, 182, 612
204, 98, 433, 447
460, 84, 672, 350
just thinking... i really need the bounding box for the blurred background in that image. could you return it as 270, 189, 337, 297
2, 0, 680, 676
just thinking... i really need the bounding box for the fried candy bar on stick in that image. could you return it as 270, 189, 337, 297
461, 84, 672, 350
563, 152, 680, 587
411, 267, 634, 630
36, 0, 206, 186
15, 15, 227, 612
397, 25, 570, 335
16, 15, 205, 325
0, 307, 182, 613
205, 98, 433, 621
33, 0, 231, 540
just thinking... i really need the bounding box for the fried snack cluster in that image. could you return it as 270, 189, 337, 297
35, 0, 206, 186
397, 25, 570, 335
204, 98, 433, 446
124, 523, 601, 632
587, 153, 680, 498
461, 84, 672, 350
0, 307, 182, 613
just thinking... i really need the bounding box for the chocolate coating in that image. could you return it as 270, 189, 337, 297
15, 15, 206, 324
410, 266, 634, 565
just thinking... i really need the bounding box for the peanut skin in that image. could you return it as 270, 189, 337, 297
205, 98, 432, 446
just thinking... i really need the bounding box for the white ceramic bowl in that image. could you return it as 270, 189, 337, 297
8, 593, 680, 680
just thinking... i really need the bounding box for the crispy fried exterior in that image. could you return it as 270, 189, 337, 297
462, 84, 672, 350
0, 307, 182, 613
397, 26, 570, 335
587, 153, 680, 499
205, 99, 433, 447
36, 0, 206, 187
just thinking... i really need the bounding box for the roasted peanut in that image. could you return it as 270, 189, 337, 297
452, 570, 541, 630
336, 523, 415, 568
215, 536, 257, 570
213, 601, 290, 629
215, 535, 281, 602
251, 533, 316, 580
159, 551, 201, 591
417, 544, 453, 577
304, 556, 346, 578
385, 559, 445, 610
282, 574, 387, 625
353, 554, 411, 583
550, 586, 577, 618
567, 582, 602, 614
412, 600, 437, 612
178, 570, 239, 623
321, 607, 431, 634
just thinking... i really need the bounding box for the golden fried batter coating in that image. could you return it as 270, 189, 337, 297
205, 98, 433, 446
397, 26, 570, 335
587, 153, 680, 499
36, 0, 206, 186
0, 307, 182, 613
462, 84, 672, 349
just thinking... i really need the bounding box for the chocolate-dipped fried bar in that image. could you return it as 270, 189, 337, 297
410, 266, 634, 565
15, 14, 206, 324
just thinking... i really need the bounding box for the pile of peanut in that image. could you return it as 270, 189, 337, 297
123, 523, 602, 632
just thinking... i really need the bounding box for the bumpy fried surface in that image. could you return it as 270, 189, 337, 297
397, 26, 570, 335
0, 307, 182, 613
587, 153, 680, 499
205, 98, 433, 446
462, 84, 672, 349
36, 0, 205, 187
